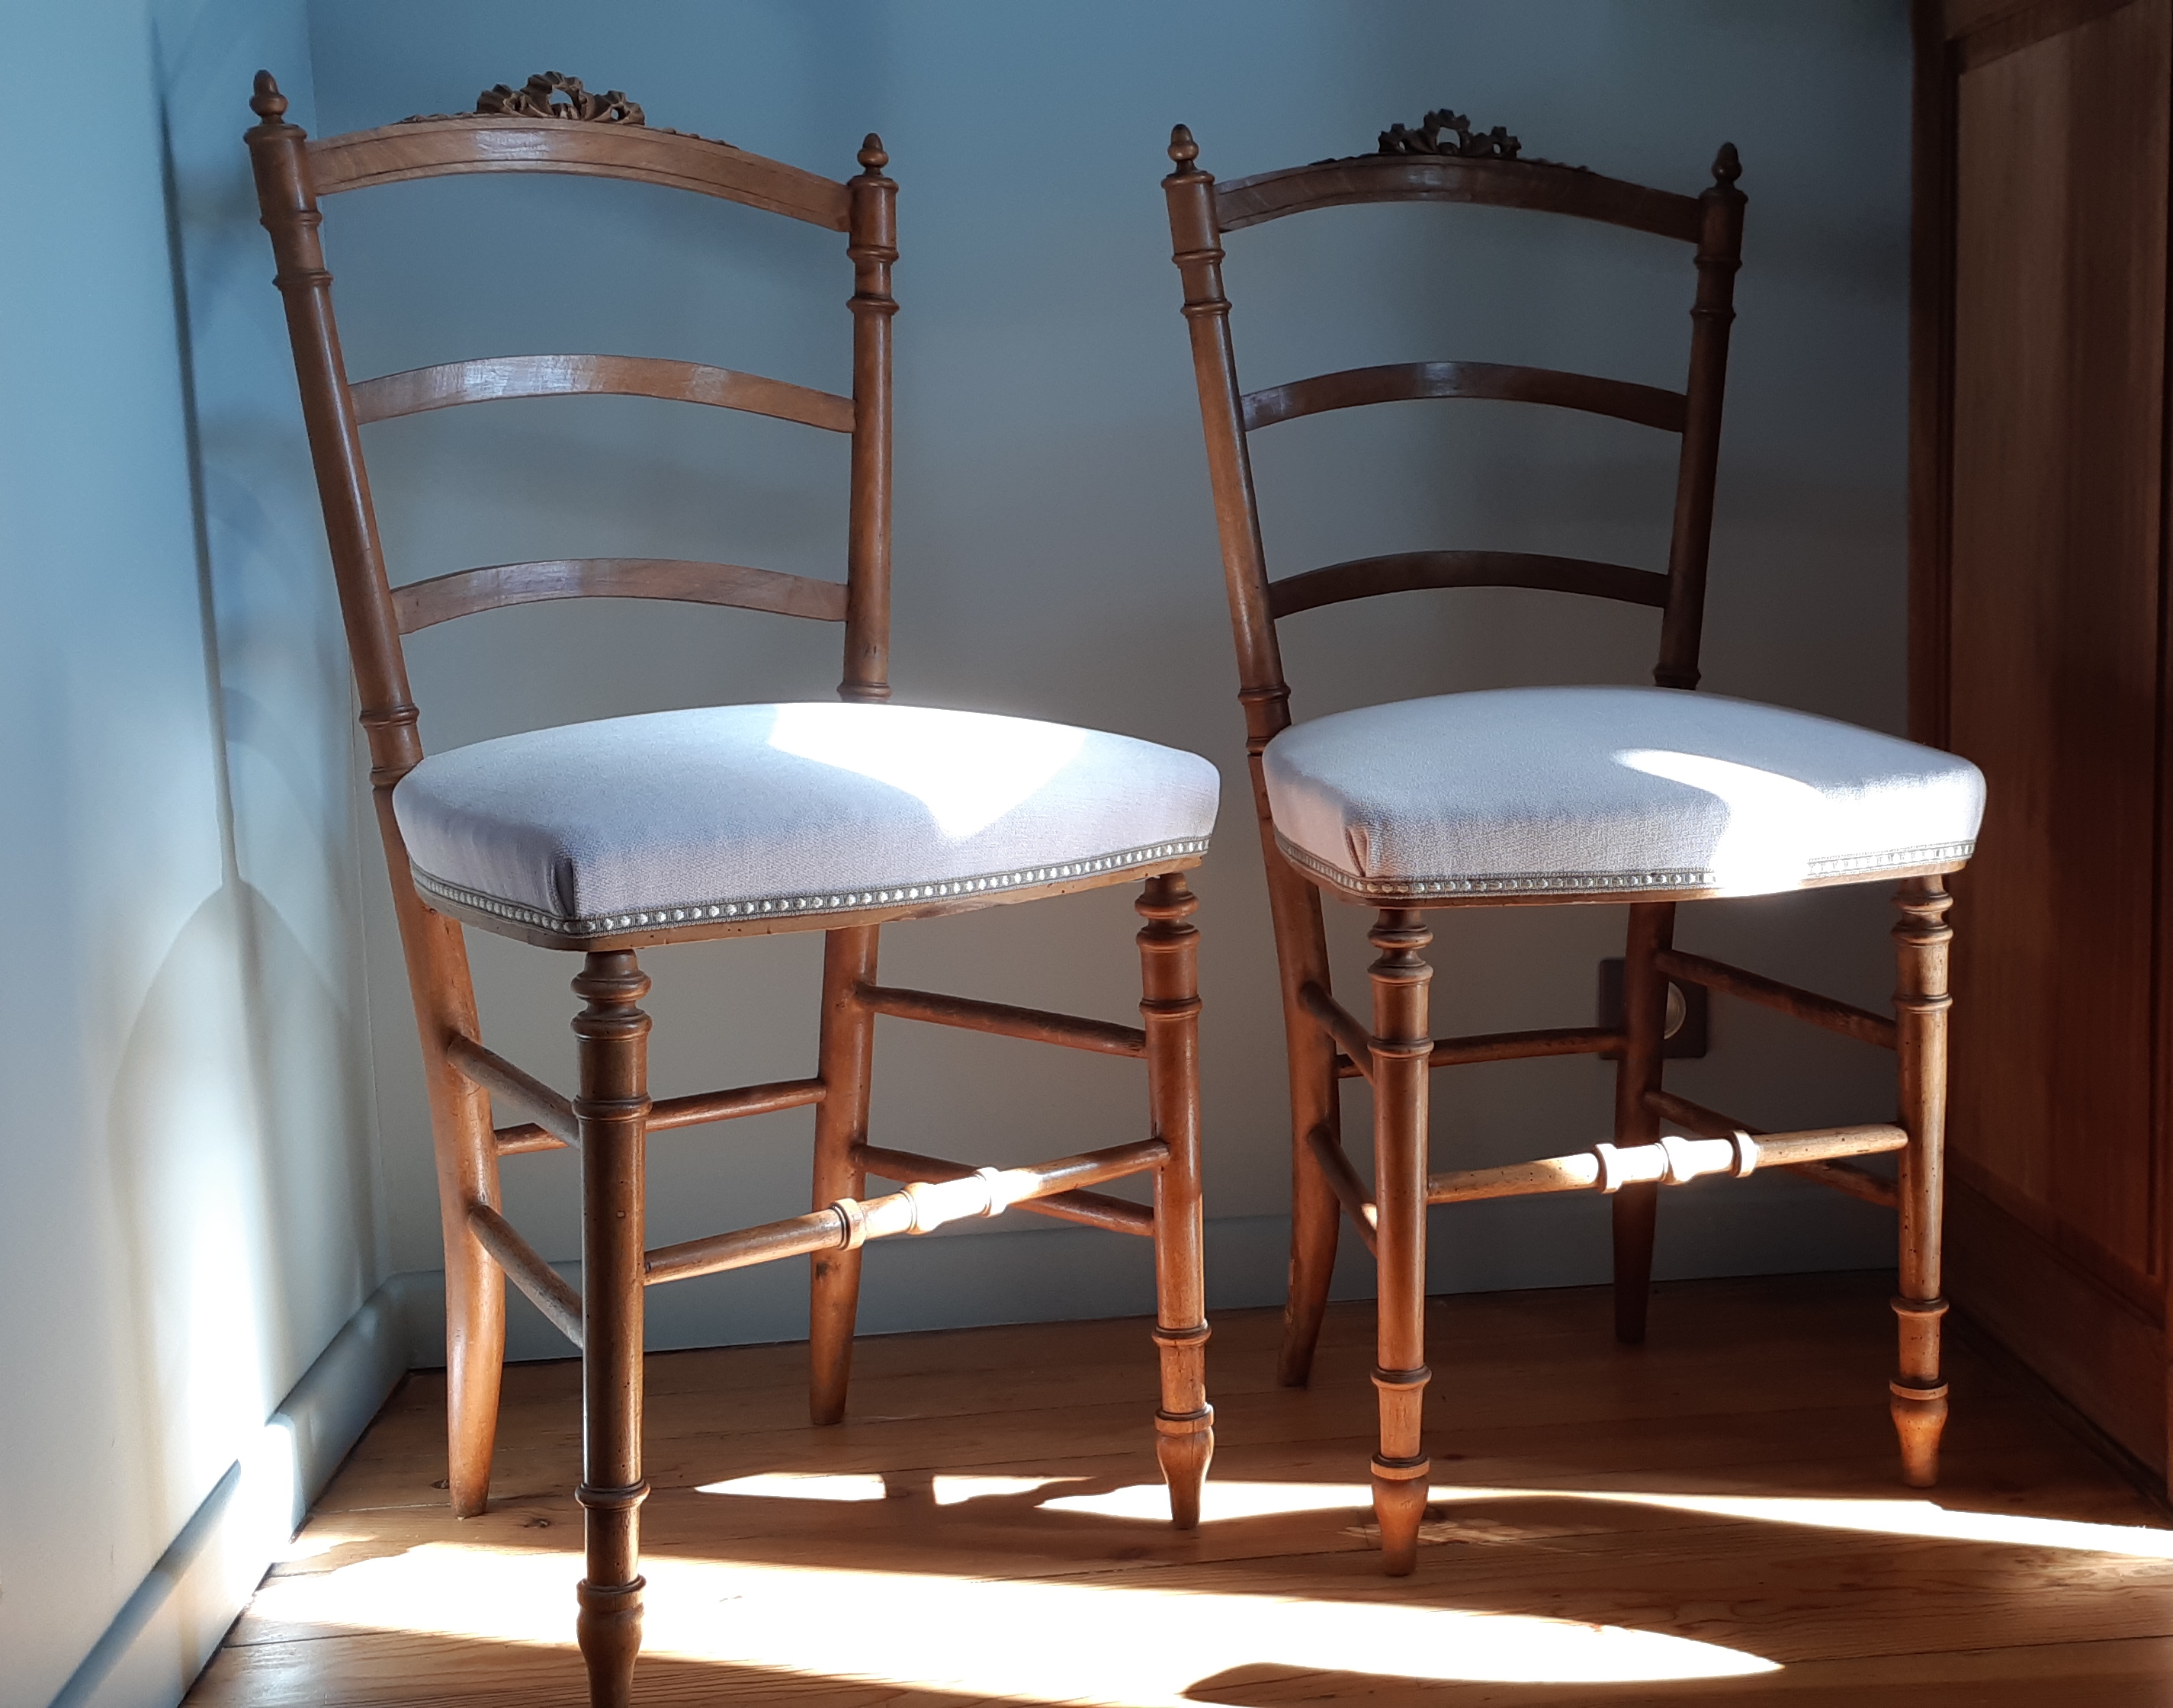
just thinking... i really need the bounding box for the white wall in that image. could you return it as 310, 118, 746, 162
0, 4, 383, 1703
303, 0, 1915, 1353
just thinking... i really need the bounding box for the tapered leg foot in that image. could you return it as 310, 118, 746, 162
1891, 1384, 1949, 1487
1372, 1459, 1430, 1576
1891, 1291, 1950, 1488
576, 1576, 644, 1708
442, 1244, 504, 1517
1279, 1159, 1339, 1388
1610, 1184, 1658, 1346
1157, 1414, 1215, 1530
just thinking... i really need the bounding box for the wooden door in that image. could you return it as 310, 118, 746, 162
1913, 0, 2173, 1475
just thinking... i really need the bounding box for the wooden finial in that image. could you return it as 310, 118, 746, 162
857, 133, 888, 172
250, 70, 288, 123
1712, 142, 1741, 188
1168, 124, 1200, 169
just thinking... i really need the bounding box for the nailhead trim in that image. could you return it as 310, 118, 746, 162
1274, 834, 1976, 901
411, 837, 1212, 938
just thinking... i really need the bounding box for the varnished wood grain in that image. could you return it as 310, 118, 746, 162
351, 354, 853, 432
307, 116, 850, 227
188, 1276, 2173, 1708
392, 557, 846, 634
1214, 152, 1703, 241
1267, 549, 1669, 620
1241, 361, 1687, 435
1915, 0, 2173, 1474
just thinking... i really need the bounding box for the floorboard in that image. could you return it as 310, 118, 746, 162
186, 1272, 2173, 1706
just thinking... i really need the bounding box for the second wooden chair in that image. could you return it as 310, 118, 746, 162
1163, 108, 1985, 1574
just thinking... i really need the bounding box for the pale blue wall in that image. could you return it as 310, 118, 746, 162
0, 3, 380, 1703
2, 5, 1920, 1700
307, 0, 1915, 1351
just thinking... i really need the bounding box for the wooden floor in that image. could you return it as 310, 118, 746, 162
190, 1272, 2173, 1706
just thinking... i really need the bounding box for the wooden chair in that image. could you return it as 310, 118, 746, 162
246, 71, 1215, 1706
1162, 110, 1985, 1575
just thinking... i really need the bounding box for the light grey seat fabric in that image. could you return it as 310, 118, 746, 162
394, 702, 1220, 937
1263, 685, 1984, 902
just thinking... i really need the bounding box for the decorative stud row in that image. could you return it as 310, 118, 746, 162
413, 837, 1212, 937
1277, 834, 1977, 900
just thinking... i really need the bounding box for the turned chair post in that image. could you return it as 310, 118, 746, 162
1655, 146, 1744, 692
840, 136, 896, 703
248, 73, 513, 1513
1164, 132, 1342, 1388
572, 952, 652, 1707
1892, 878, 1953, 1485
1139, 874, 1214, 1527
1368, 909, 1434, 1575
809, 925, 879, 1424
1610, 901, 1677, 1344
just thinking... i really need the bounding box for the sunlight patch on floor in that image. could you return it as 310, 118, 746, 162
1050, 1478, 2173, 1558
256, 1543, 1778, 1697
698, 1470, 1084, 1507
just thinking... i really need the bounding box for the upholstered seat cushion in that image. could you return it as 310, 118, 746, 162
393, 702, 1219, 937
1263, 685, 1984, 902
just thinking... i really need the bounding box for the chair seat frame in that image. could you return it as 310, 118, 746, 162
1163, 111, 1956, 1576
248, 70, 1211, 1708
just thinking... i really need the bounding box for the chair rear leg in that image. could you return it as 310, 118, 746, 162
573, 952, 651, 1708
810, 925, 878, 1426
1610, 901, 1676, 1345
1270, 859, 1342, 1387
378, 800, 505, 1517
1892, 878, 1953, 1485
1140, 874, 1214, 1527
1368, 909, 1433, 1575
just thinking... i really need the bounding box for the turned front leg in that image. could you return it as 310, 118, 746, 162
1369, 909, 1433, 1575
1140, 872, 1213, 1527
1892, 879, 1953, 1486
573, 952, 651, 1708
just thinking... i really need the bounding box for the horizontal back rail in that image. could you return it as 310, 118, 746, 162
394, 557, 847, 633
1215, 155, 1703, 242
1243, 360, 1686, 434
1269, 549, 1670, 620
351, 354, 854, 433
308, 117, 850, 229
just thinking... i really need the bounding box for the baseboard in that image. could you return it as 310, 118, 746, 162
48, 1279, 415, 1708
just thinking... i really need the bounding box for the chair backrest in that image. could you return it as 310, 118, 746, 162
1162, 108, 1744, 765
245, 69, 897, 799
